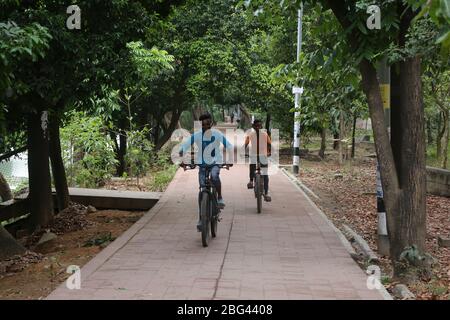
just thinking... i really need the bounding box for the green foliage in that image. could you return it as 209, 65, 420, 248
0, 21, 51, 92
89, 86, 122, 123
381, 275, 391, 285
144, 141, 178, 191
125, 127, 154, 182
427, 282, 448, 296
426, 140, 450, 168
1, 0, 171, 151
127, 41, 174, 83
60, 112, 118, 188
83, 232, 116, 247
413, 0, 450, 54
148, 164, 178, 192
399, 245, 437, 268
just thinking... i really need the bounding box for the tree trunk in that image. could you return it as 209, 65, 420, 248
0, 226, 26, 261
155, 109, 182, 151
28, 109, 54, 230
154, 123, 160, 145
192, 105, 202, 121
265, 113, 271, 134
49, 112, 70, 212
319, 127, 326, 159
360, 59, 401, 267
351, 113, 357, 158
116, 130, 127, 176
386, 58, 427, 276
239, 104, 252, 127
436, 112, 443, 159
110, 131, 119, 155
333, 132, 339, 150
0, 172, 13, 202
441, 110, 449, 169
327, 0, 427, 278
338, 110, 344, 165
426, 119, 433, 145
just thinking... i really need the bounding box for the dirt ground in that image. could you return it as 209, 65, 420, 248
0, 209, 145, 300
280, 143, 450, 300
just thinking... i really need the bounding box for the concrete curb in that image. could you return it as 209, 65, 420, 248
280, 167, 393, 301
279, 166, 320, 200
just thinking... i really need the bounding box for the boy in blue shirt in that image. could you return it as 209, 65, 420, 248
179, 113, 233, 230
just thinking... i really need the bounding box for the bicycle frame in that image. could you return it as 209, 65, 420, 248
181, 163, 232, 246
200, 166, 219, 217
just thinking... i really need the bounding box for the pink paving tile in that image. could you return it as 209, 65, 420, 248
47, 165, 387, 300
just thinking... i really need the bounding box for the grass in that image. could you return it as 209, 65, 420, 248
146, 164, 178, 192
426, 141, 450, 169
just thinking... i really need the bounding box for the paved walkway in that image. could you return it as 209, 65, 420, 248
47, 165, 387, 300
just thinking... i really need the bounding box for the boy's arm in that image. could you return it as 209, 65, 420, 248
221, 131, 233, 164
267, 133, 272, 145
265, 132, 272, 156
244, 135, 250, 155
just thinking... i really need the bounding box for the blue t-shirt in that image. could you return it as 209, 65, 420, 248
180, 129, 232, 166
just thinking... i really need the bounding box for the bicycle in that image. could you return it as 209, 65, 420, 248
181, 163, 232, 247
253, 160, 263, 214
246, 153, 265, 214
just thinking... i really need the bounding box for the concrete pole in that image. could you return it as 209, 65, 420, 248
376, 56, 391, 256
293, 4, 303, 175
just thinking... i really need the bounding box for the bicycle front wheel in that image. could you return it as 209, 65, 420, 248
200, 193, 210, 247
255, 174, 262, 213
211, 199, 218, 238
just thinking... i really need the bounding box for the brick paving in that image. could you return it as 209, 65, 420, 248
47, 165, 387, 300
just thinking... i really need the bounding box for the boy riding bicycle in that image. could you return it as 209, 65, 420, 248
244, 119, 272, 202
179, 113, 233, 231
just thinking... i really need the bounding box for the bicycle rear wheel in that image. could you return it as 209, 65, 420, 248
255, 174, 262, 213
200, 193, 210, 247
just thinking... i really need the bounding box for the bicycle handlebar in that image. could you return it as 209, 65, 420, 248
180, 163, 233, 171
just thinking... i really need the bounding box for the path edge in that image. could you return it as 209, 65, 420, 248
45, 168, 183, 300
280, 167, 393, 301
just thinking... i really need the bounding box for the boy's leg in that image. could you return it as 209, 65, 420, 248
210, 165, 225, 208
210, 165, 222, 197
263, 174, 269, 194
198, 166, 207, 206
248, 164, 256, 188
261, 163, 271, 201
261, 164, 269, 193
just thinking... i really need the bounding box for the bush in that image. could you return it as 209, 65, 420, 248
125, 127, 154, 184
61, 112, 118, 188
